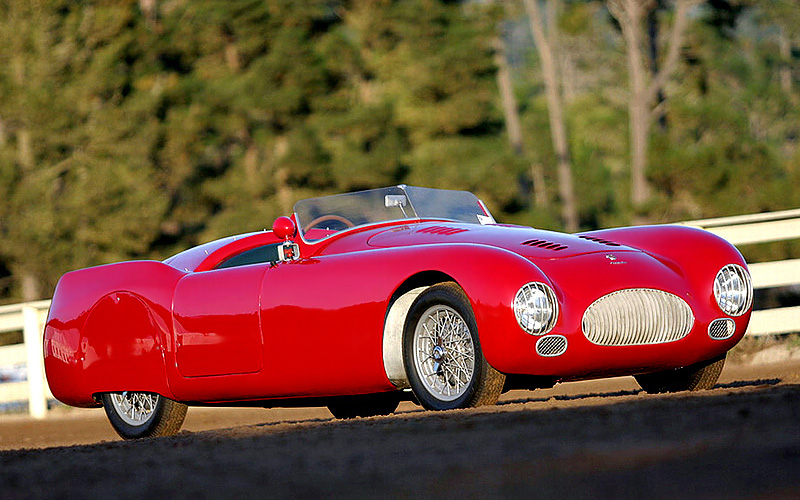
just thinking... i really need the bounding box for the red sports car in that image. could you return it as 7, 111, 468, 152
44, 185, 753, 439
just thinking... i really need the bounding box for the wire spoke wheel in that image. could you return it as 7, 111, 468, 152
102, 391, 188, 440
109, 392, 160, 427
413, 305, 475, 401
403, 282, 504, 411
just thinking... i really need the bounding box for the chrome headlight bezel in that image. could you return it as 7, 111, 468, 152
713, 264, 753, 317
513, 282, 559, 335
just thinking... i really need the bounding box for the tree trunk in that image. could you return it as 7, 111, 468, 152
273, 136, 292, 215
139, 0, 157, 30
531, 163, 548, 209
778, 30, 792, 95
0, 116, 7, 148
648, 7, 667, 130
17, 128, 33, 172
494, 38, 524, 155
620, 0, 652, 208
494, 34, 549, 210
522, 0, 578, 232
20, 271, 40, 302
608, 0, 697, 215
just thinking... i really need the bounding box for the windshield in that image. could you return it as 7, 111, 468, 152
294, 185, 495, 242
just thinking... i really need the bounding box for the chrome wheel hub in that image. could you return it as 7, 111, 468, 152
412, 305, 475, 402
109, 392, 159, 427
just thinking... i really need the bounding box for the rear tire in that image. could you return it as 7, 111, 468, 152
327, 392, 401, 419
101, 392, 187, 439
635, 355, 726, 394
403, 282, 505, 411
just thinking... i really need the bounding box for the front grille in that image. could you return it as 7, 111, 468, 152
535, 335, 568, 357
708, 318, 735, 340
582, 289, 694, 346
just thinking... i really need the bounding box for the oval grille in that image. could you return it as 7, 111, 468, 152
535, 335, 568, 357
582, 289, 694, 346
708, 318, 735, 340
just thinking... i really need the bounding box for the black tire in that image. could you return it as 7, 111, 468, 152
635, 354, 726, 394
402, 282, 505, 411
101, 392, 188, 439
327, 392, 401, 419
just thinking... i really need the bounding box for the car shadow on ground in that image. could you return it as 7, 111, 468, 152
496, 378, 782, 406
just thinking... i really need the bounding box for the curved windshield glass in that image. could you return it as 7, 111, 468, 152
294, 185, 495, 242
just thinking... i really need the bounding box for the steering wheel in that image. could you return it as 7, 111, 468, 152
303, 214, 356, 233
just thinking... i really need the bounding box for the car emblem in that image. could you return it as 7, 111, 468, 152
606, 253, 627, 265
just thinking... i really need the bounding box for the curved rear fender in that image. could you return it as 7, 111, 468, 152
80, 292, 175, 400
381, 244, 552, 378
44, 261, 183, 407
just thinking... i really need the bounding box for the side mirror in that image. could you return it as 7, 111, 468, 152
272, 216, 300, 262
272, 216, 296, 241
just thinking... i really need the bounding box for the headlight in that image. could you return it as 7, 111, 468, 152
514, 282, 558, 335
713, 264, 752, 316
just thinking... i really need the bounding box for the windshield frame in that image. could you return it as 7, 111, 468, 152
293, 185, 495, 243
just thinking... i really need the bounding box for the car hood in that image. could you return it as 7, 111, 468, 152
368, 222, 697, 306
366, 222, 639, 260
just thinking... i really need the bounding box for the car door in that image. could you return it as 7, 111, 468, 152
172, 264, 267, 377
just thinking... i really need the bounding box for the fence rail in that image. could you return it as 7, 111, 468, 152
0, 300, 52, 418
681, 208, 800, 337
1, 209, 799, 417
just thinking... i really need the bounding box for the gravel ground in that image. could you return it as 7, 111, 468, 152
1, 360, 799, 500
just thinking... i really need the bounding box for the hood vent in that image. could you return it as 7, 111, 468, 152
578, 235, 622, 247
417, 226, 469, 236
521, 239, 568, 251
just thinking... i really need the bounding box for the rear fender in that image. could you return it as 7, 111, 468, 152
80, 292, 174, 399
44, 261, 183, 407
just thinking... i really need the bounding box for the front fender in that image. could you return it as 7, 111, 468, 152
381, 243, 554, 376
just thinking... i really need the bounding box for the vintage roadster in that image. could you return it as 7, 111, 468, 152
44, 185, 752, 439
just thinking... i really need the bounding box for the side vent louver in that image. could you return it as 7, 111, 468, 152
521, 239, 568, 251
578, 235, 622, 247
417, 226, 469, 236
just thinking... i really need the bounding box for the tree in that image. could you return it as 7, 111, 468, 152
607, 0, 699, 214
0, 1, 167, 300
521, 0, 578, 231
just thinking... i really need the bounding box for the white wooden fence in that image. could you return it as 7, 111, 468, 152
0, 300, 52, 419
681, 208, 800, 336
1, 209, 798, 418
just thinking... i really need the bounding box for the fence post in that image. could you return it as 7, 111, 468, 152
22, 305, 47, 419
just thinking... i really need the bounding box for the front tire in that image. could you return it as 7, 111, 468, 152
101, 392, 188, 439
403, 282, 505, 411
635, 354, 726, 394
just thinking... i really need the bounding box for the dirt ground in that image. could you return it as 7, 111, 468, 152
1, 360, 799, 499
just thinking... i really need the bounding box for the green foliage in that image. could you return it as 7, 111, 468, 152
0, 0, 798, 302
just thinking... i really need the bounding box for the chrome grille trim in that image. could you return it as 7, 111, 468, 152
582, 289, 695, 346
535, 335, 568, 357
708, 318, 736, 340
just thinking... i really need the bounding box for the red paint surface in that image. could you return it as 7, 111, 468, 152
44, 218, 751, 407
